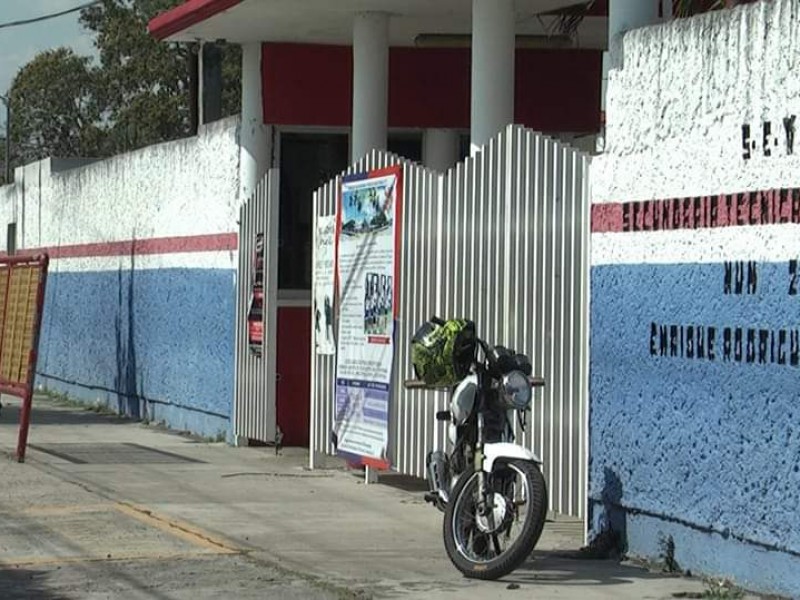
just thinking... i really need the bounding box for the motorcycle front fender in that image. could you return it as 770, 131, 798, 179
482, 442, 542, 473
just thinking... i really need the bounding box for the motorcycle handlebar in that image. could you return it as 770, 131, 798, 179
403, 379, 450, 392
404, 379, 428, 390
529, 377, 546, 388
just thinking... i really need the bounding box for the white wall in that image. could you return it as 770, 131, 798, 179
0, 117, 244, 439
0, 117, 241, 256
0, 179, 15, 244
589, 1, 800, 597
594, 0, 800, 203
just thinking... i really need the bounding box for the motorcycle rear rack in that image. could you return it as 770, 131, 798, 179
404, 378, 545, 390
403, 379, 450, 391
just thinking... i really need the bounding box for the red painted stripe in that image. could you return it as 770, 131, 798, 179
591, 203, 623, 233
23, 233, 237, 260
592, 188, 800, 233
148, 0, 242, 41
361, 456, 391, 470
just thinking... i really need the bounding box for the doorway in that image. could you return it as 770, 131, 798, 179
274, 131, 423, 446
276, 133, 349, 446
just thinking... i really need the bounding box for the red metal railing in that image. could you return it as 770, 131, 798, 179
0, 253, 49, 462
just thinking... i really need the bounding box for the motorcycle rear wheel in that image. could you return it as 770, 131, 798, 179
443, 459, 548, 580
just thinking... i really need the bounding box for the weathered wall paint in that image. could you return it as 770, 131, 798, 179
590, 0, 800, 596
0, 118, 241, 439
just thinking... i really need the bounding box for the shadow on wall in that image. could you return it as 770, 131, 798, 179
114, 248, 141, 420
588, 467, 628, 558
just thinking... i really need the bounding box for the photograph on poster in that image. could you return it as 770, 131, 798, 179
341, 177, 395, 236
315, 294, 335, 347
314, 215, 336, 355
364, 273, 393, 337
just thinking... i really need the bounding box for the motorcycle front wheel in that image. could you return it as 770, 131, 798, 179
443, 459, 547, 580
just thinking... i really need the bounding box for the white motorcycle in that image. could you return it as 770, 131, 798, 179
407, 317, 547, 580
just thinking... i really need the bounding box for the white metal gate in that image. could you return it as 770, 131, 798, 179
234, 169, 279, 444
310, 126, 590, 519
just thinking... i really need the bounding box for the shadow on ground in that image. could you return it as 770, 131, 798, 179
0, 400, 129, 427
0, 566, 62, 600
375, 473, 430, 492
507, 550, 682, 589
350, 551, 690, 600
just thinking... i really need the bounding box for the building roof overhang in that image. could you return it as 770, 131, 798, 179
148, 0, 608, 49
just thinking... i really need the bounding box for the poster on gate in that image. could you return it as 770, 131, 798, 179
333, 165, 403, 469
314, 216, 336, 355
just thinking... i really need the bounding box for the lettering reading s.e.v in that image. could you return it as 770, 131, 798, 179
743, 117, 796, 160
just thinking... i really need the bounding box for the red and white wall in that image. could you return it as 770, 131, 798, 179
0, 118, 241, 438
589, 0, 800, 595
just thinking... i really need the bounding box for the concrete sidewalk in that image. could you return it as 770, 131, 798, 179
0, 395, 731, 599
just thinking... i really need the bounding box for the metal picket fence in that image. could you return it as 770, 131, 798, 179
234, 168, 280, 444
309, 125, 590, 520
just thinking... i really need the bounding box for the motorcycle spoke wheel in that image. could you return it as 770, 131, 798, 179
451, 464, 531, 564
443, 460, 548, 580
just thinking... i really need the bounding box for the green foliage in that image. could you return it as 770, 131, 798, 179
0, 136, 7, 185
80, 0, 193, 152
672, 579, 746, 599
701, 579, 745, 599
10, 48, 104, 164
7, 0, 241, 165
672, 0, 727, 18
221, 44, 242, 118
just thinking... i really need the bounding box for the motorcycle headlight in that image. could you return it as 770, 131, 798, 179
502, 370, 531, 410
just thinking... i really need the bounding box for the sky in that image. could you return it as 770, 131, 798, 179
0, 1, 99, 125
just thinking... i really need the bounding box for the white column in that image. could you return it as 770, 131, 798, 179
352, 12, 389, 162
423, 129, 459, 172
240, 43, 271, 202
470, 0, 515, 155
600, 0, 660, 150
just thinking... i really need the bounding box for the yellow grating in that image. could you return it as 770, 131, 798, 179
0, 265, 43, 385
0, 268, 8, 311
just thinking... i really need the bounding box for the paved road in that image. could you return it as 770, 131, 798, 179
0, 556, 343, 600
0, 396, 728, 599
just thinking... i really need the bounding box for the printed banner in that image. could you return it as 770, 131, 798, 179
333, 166, 403, 469
314, 216, 336, 355
247, 233, 265, 356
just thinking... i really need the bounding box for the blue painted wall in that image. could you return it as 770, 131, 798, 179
590, 261, 800, 595
37, 267, 236, 439
587, 1, 800, 595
